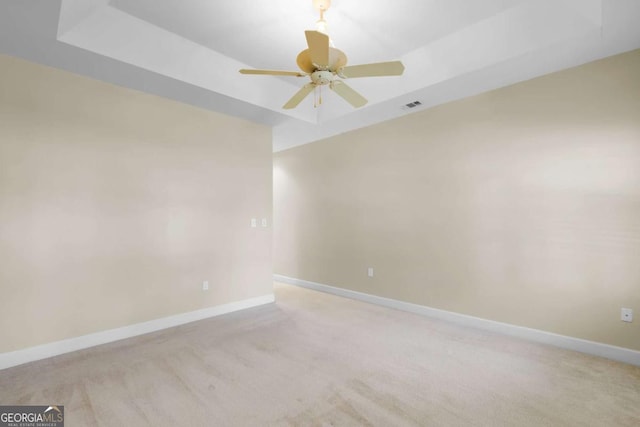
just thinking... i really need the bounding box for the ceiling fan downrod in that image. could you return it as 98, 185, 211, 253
313, 0, 331, 34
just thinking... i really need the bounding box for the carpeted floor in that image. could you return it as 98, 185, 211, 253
1, 282, 639, 426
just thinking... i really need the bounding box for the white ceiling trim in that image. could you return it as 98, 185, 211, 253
57, 2, 319, 123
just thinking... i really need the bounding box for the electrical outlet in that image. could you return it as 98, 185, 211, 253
202, 281, 209, 291
367, 267, 374, 277
621, 308, 633, 322
261, 218, 268, 227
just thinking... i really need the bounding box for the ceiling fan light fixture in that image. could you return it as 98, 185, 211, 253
316, 18, 328, 34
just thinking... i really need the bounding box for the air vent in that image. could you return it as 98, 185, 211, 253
402, 100, 422, 110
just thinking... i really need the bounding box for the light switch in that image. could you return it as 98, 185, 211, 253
251, 218, 257, 228
261, 218, 268, 227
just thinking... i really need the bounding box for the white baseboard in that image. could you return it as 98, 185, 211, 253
0, 293, 275, 371
274, 274, 640, 367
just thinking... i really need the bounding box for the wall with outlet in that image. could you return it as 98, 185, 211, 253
274, 49, 640, 352
0, 54, 273, 353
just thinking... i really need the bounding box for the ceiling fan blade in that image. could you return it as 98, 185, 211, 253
239, 69, 306, 77
296, 50, 315, 73
340, 61, 405, 78
283, 83, 316, 109
305, 30, 329, 68
330, 81, 368, 108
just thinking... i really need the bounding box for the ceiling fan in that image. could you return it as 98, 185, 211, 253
239, 0, 405, 110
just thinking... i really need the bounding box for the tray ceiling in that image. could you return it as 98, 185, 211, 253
1, 0, 639, 151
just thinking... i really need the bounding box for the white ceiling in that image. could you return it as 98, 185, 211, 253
1, 0, 639, 151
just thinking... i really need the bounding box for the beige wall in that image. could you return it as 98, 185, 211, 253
0, 54, 272, 353
274, 49, 640, 351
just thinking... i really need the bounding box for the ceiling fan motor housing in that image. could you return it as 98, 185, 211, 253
311, 70, 334, 85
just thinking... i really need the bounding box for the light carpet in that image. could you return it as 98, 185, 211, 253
1, 282, 639, 426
